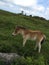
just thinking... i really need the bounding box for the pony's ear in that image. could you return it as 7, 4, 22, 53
16, 25, 20, 27
16, 26, 20, 28
15, 25, 17, 28
15, 26, 20, 29
15, 26, 18, 29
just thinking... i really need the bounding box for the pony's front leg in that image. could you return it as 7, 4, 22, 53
23, 38, 27, 47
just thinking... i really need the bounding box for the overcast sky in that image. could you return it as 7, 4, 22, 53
0, 0, 49, 20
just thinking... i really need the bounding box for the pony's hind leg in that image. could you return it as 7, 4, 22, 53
38, 37, 44, 53
38, 42, 41, 53
34, 43, 38, 50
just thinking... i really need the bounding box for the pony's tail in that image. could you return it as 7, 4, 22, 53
41, 35, 46, 44
43, 35, 46, 40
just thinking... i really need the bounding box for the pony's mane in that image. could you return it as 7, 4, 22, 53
17, 26, 27, 30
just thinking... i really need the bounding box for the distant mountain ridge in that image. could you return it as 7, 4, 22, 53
0, 9, 47, 21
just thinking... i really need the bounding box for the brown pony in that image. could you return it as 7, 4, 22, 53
12, 26, 46, 53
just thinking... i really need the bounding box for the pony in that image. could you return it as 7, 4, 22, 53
12, 26, 46, 53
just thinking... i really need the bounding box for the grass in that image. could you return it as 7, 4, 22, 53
0, 10, 49, 65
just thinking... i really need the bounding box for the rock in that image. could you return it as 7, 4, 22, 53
0, 53, 20, 64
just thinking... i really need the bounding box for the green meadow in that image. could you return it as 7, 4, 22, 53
0, 10, 49, 65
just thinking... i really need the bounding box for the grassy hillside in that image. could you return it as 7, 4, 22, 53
0, 10, 49, 65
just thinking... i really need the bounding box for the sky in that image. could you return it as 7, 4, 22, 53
0, 0, 49, 20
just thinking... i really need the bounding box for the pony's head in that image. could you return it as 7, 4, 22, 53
12, 26, 20, 36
